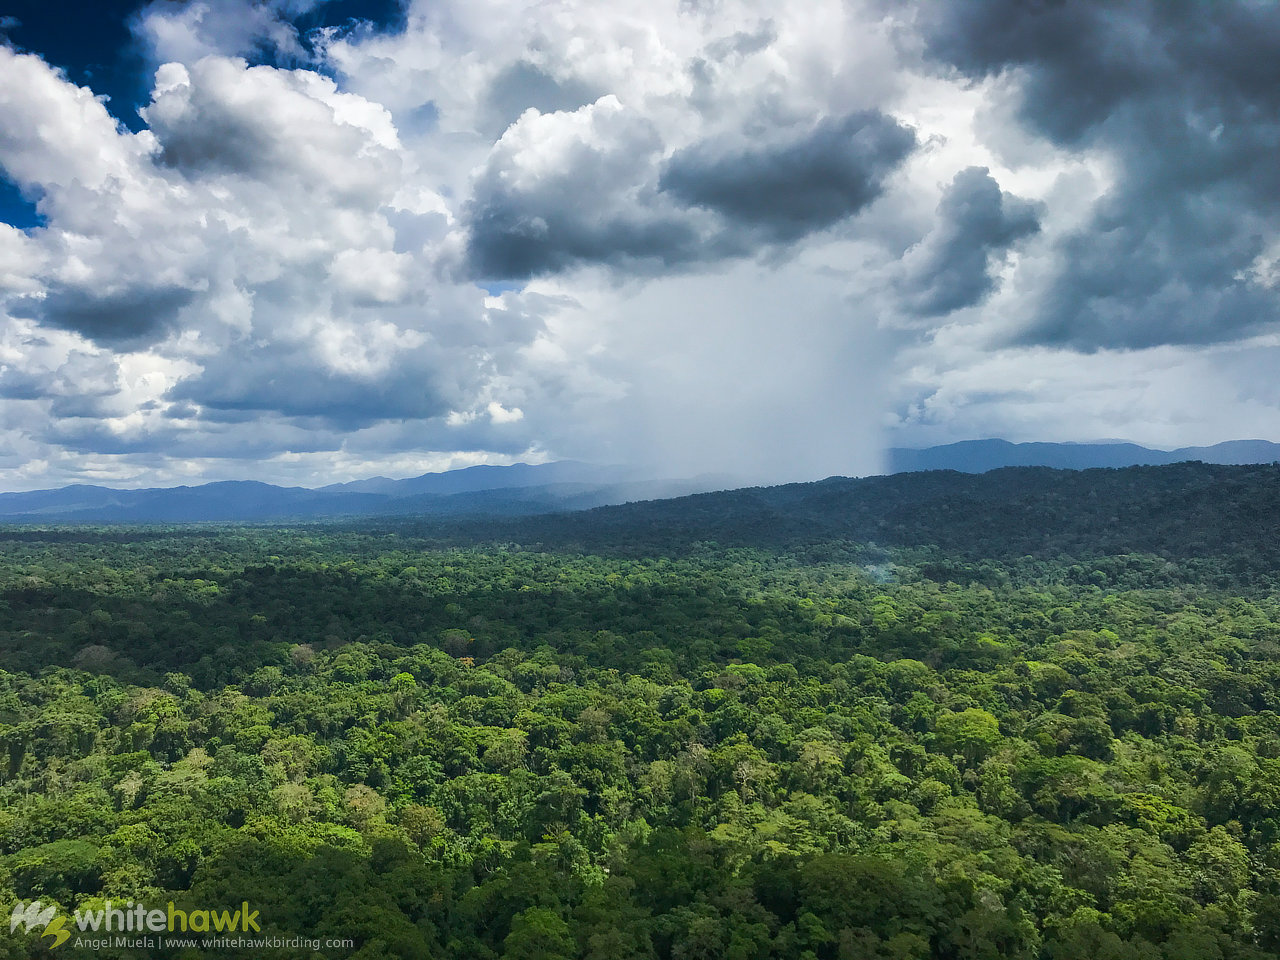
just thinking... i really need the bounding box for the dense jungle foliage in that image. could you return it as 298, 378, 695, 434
4, 464, 1280, 959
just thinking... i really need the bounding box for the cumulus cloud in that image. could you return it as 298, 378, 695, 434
1, 0, 1280, 489
0, 47, 156, 205
916, 0, 1280, 349
660, 111, 915, 242
465, 96, 702, 279
895, 166, 1040, 318
134, 0, 312, 65
0, 42, 545, 481
467, 103, 917, 280
143, 57, 402, 181
15, 285, 196, 346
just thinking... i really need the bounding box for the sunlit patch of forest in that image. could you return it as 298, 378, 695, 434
4, 464, 1280, 958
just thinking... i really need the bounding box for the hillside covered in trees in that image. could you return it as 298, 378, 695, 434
4, 463, 1280, 958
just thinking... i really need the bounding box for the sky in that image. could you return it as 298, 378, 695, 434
1, 0, 1279, 490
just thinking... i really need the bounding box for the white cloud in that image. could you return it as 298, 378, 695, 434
0, 0, 1278, 490
487, 401, 523, 424
136, 0, 310, 66
890, 334, 1280, 450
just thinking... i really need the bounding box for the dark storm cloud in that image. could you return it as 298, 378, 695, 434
917, 0, 1280, 349
898, 166, 1041, 317
1020, 190, 1276, 351
12, 284, 195, 346
659, 110, 915, 242
466, 108, 915, 280
464, 104, 712, 280
167, 351, 455, 428
466, 192, 706, 279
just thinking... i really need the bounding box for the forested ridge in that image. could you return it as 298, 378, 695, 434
3, 464, 1280, 958
396, 461, 1280, 571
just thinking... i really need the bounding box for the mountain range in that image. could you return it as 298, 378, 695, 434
1, 439, 1277, 523
885, 438, 1280, 473
0, 462, 728, 523
422, 459, 1280, 570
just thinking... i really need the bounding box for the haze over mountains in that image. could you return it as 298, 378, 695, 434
885, 438, 1280, 473
1, 439, 1278, 523
0, 462, 729, 523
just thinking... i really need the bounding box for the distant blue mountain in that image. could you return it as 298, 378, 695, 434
0, 462, 725, 523
318, 460, 630, 496
0, 480, 388, 522
887, 439, 1280, 474
4, 442, 1279, 523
